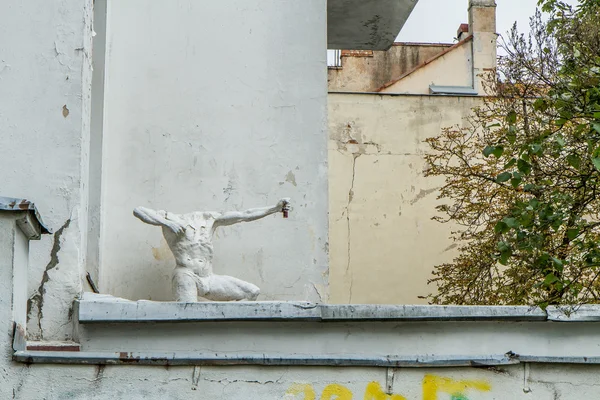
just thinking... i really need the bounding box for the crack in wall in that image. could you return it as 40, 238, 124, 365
347, 154, 360, 303
12, 365, 29, 399
26, 218, 71, 338
201, 369, 287, 386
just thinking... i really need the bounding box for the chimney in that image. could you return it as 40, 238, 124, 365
468, 0, 497, 95
469, 0, 496, 33
456, 23, 469, 41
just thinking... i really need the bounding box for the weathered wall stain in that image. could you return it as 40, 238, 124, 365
409, 187, 439, 206
286, 171, 298, 187
151, 239, 172, 261
328, 44, 452, 93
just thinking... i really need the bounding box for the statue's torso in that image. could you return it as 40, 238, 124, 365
162, 212, 216, 277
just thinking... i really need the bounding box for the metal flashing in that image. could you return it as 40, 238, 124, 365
0, 196, 51, 235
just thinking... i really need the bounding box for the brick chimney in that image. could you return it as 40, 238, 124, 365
468, 0, 497, 94
457, 23, 469, 41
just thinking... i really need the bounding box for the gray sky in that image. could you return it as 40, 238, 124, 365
396, 0, 577, 44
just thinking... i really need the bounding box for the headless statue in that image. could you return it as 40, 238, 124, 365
133, 199, 290, 302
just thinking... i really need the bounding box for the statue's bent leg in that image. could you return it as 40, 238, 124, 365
172, 267, 200, 302
203, 274, 260, 301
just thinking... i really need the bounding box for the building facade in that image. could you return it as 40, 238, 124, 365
4, 0, 600, 398
328, 0, 497, 304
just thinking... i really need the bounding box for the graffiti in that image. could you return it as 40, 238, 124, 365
285, 381, 405, 400
285, 375, 490, 400
363, 382, 407, 400
422, 375, 491, 400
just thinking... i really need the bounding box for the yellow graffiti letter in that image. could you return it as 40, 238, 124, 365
285, 383, 317, 400
321, 383, 353, 400
363, 381, 407, 400
422, 375, 491, 400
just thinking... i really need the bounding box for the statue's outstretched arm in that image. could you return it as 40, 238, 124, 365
133, 206, 185, 234
214, 198, 290, 227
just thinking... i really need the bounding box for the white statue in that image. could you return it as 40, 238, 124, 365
133, 199, 290, 302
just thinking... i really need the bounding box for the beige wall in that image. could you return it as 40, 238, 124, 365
328, 93, 482, 304
328, 43, 450, 92
379, 39, 473, 94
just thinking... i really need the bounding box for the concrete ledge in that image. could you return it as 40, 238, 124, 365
320, 304, 546, 321
546, 305, 600, 322
327, 0, 418, 50
77, 294, 321, 323
77, 293, 548, 323
69, 294, 600, 368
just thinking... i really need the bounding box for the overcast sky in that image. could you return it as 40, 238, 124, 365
396, 0, 578, 44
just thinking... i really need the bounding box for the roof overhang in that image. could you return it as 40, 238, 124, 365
327, 0, 419, 50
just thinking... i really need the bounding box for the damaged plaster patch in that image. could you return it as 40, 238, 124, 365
409, 187, 439, 205
285, 171, 297, 187
223, 166, 238, 202
0, 61, 10, 79
62, 105, 69, 118
27, 218, 71, 338
332, 121, 382, 155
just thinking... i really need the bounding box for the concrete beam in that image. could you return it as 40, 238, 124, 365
328, 0, 419, 50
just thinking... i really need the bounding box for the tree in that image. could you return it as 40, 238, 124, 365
423, 1, 600, 307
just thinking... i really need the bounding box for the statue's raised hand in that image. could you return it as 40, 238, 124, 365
277, 198, 291, 212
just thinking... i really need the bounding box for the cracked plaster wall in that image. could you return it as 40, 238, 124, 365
0, 0, 94, 340
328, 94, 482, 304
98, 0, 328, 302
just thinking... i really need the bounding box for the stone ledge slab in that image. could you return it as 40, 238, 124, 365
77, 292, 551, 323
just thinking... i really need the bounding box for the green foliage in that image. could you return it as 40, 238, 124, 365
424, 3, 600, 306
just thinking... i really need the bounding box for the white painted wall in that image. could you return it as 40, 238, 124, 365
0, 0, 94, 340
4, 363, 600, 399
98, 0, 328, 302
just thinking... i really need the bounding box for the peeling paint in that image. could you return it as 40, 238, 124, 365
285, 171, 297, 187
409, 187, 439, 205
